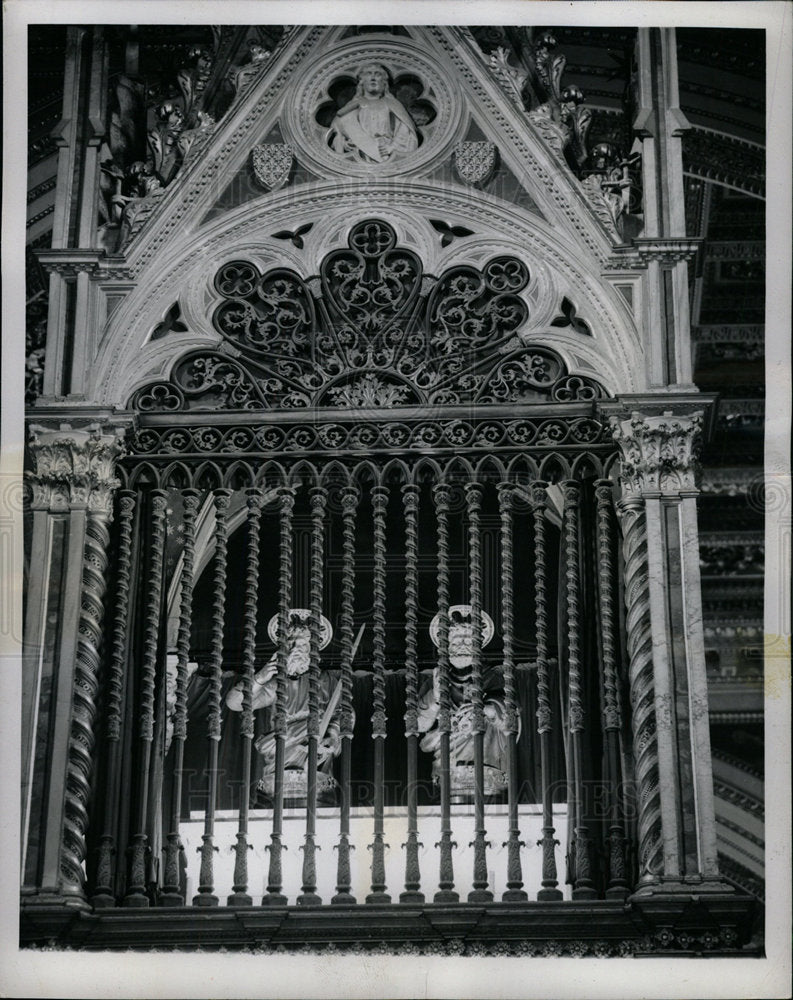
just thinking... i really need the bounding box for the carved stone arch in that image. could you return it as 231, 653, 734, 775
98, 182, 642, 405
194, 461, 223, 491
351, 460, 383, 489
160, 461, 192, 490
225, 461, 258, 490
259, 461, 289, 489
413, 456, 446, 485
571, 452, 604, 481
380, 457, 414, 487
473, 452, 509, 483
318, 460, 353, 489
539, 453, 572, 483
506, 452, 541, 485
127, 462, 162, 490
287, 460, 321, 489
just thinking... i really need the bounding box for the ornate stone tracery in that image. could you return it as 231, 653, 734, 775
130, 219, 607, 413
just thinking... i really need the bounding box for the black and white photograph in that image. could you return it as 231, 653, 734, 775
2, 2, 790, 997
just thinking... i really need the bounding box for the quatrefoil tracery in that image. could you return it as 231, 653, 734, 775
132, 219, 606, 412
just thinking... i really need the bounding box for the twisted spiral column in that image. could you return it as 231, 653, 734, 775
466, 481, 492, 902
193, 489, 231, 907
24, 425, 124, 905
333, 484, 359, 905
123, 490, 168, 908
400, 483, 424, 903
617, 496, 663, 881
531, 481, 562, 900
61, 504, 114, 896
562, 481, 596, 899
366, 485, 391, 904
595, 480, 629, 897
297, 486, 326, 906
228, 488, 264, 907
161, 488, 199, 906
263, 485, 294, 905
432, 482, 458, 903
91, 490, 136, 907
497, 482, 527, 901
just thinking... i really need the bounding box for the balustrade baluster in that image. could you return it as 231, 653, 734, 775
563, 480, 597, 899
263, 485, 294, 905
227, 488, 264, 906
400, 483, 424, 904
192, 488, 231, 906
124, 489, 168, 908
160, 489, 199, 906
432, 482, 459, 903
595, 479, 630, 899
497, 483, 527, 901
297, 486, 326, 905
531, 481, 563, 900
466, 481, 492, 902
332, 485, 359, 905
92, 490, 137, 908
366, 485, 391, 904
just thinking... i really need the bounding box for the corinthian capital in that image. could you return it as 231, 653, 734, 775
609, 410, 704, 498
27, 423, 126, 514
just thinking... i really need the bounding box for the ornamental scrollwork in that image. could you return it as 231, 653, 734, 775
124, 417, 612, 475
131, 219, 607, 413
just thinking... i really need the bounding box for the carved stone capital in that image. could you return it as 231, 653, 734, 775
27, 423, 126, 514
609, 410, 704, 498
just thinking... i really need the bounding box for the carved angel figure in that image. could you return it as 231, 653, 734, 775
417, 606, 514, 798
147, 102, 186, 185
327, 62, 418, 163
225, 609, 348, 802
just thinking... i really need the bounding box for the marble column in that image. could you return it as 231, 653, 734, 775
605, 402, 733, 895
21, 422, 125, 908
632, 27, 700, 390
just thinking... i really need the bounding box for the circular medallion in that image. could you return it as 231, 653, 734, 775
282, 37, 464, 178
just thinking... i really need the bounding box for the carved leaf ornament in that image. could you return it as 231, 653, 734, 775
131, 219, 606, 412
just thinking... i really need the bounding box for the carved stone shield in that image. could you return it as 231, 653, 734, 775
453, 141, 497, 185
251, 142, 294, 191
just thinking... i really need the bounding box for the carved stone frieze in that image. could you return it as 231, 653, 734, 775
126, 416, 611, 470
609, 410, 704, 498
27, 424, 126, 514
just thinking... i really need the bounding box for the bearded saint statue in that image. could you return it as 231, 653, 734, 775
225, 609, 346, 803
327, 62, 419, 164
417, 605, 514, 799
